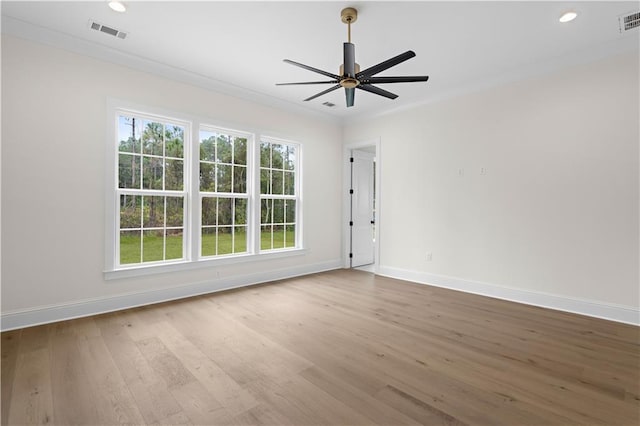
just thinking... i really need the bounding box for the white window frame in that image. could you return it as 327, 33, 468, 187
198, 125, 254, 259
258, 137, 302, 252
104, 100, 305, 280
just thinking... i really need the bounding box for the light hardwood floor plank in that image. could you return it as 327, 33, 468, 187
1, 330, 21, 425
7, 348, 54, 425
150, 320, 260, 417
299, 366, 421, 426
96, 313, 189, 424
76, 335, 145, 424
49, 333, 100, 425
2, 269, 638, 425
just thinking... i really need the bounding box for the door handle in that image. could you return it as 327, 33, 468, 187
371, 220, 375, 224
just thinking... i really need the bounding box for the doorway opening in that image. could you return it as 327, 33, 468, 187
344, 140, 380, 272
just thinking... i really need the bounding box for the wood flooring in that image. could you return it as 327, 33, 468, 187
2, 270, 639, 425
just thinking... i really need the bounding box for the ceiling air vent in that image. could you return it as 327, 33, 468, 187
322, 102, 336, 108
618, 11, 640, 33
88, 20, 127, 39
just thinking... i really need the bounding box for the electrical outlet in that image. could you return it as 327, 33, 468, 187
480, 167, 487, 175
426, 252, 433, 261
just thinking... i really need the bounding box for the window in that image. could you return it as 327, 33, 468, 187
260, 139, 299, 251
117, 113, 187, 266
199, 128, 249, 257
108, 104, 303, 276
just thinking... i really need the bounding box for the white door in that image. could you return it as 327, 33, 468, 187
351, 150, 375, 267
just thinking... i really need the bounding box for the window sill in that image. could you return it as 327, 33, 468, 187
104, 248, 308, 281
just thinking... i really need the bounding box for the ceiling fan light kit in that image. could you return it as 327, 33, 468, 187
277, 7, 429, 108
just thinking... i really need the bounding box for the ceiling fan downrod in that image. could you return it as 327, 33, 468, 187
341, 7, 357, 43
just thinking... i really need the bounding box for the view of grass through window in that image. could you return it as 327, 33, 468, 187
118, 114, 186, 265
120, 229, 294, 264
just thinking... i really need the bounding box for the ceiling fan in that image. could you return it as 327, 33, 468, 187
277, 7, 429, 108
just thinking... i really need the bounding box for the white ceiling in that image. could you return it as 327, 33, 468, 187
2, 1, 639, 121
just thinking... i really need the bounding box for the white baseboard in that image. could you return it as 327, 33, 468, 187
1, 259, 342, 331
377, 266, 640, 326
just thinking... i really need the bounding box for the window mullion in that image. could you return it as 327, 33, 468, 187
163, 196, 167, 261
252, 137, 261, 255
260, 194, 297, 200
139, 197, 144, 263
118, 188, 186, 197
162, 124, 166, 192
215, 197, 219, 256
231, 196, 236, 253
190, 121, 200, 261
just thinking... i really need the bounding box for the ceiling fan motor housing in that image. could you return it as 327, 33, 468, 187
340, 63, 360, 88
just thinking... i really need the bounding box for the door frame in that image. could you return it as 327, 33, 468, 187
343, 138, 381, 271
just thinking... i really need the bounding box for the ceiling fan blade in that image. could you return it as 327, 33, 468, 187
357, 84, 398, 100
346, 87, 355, 107
304, 84, 341, 101
343, 42, 356, 77
283, 59, 340, 79
365, 76, 429, 84
356, 51, 416, 78
276, 80, 339, 86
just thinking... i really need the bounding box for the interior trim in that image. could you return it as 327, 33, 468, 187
1, 259, 342, 331
377, 266, 640, 326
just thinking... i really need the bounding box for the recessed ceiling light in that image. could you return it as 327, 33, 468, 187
559, 11, 578, 23
108, 1, 126, 13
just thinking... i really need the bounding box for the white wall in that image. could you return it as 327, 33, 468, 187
344, 51, 639, 321
1, 36, 343, 329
